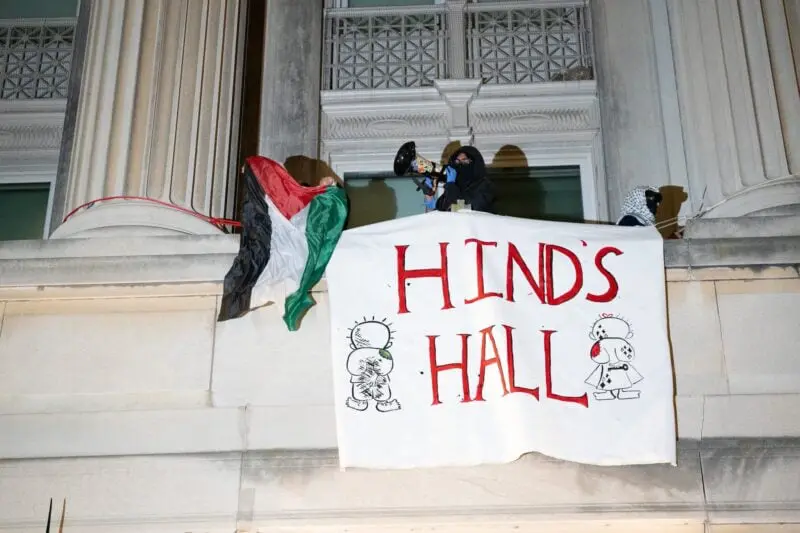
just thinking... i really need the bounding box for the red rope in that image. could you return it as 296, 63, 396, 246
62, 196, 243, 230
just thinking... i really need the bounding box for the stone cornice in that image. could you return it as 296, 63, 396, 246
664, 236, 800, 270
0, 99, 66, 164
0, 233, 798, 301
320, 81, 599, 141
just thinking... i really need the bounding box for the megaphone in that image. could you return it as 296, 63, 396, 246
393, 141, 445, 196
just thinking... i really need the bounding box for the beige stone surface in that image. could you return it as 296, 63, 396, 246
702, 394, 800, 438
667, 281, 729, 396
211, 291, 334, 408
0, 267, 797, 456
676, 395, 704, 439
716, 280, 800, 394
241, 448, 705, 520
710, 526, 800, 533
0, 454, 240, 533
3, 441, 800, 532
0, 297, 217, 401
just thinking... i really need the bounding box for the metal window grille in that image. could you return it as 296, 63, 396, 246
323, 1, 593, 90
0, 18, 76, 100
466, 2, 593, 84
323, 6, 448, 90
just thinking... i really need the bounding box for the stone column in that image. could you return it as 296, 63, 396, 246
258, 0, 323, 175
51, 0, 245, 238
667, 0, 800, 217
591, 0, 690, 220
762, 0, 800, 175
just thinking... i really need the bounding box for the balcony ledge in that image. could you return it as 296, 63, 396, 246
0, 227, 798, 299
4, 439, 800, 531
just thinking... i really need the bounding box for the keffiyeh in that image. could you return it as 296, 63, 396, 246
617, 186, 660, 226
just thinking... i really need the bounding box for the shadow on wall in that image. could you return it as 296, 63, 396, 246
283, 155, 398, 229
439, 141, 462, 164
344, 179, 398, 229
656, 185, 689, 239
489, 145, 546, 219
283, 155, 343, 187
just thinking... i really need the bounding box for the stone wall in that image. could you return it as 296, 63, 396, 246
0, 229, 799, 531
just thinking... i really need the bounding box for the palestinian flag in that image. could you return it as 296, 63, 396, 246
218, 156, 348, 331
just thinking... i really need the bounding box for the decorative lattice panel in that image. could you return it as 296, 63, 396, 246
466, 5, 593, 84
324, 8, 448, 90
0, 19, 76, 99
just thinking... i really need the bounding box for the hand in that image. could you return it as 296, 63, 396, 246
445, 166, 457, 183
319, 176, 337, 187
423, 195, 436, 210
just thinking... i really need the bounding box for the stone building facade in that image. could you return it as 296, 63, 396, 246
0, 0, 799, 531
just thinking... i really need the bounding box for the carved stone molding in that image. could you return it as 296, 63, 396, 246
0, 123, 63, 152
470, 107, 596, 135
0, 100, 66, 161
435, 78, 482, 143
469, 81, 599, 135
322, 111, 449, 140
321, 81, 599, 142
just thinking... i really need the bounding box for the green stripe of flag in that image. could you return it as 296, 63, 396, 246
283, 185, 349, 331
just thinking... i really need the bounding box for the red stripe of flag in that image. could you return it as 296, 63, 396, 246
245, 156, 329, 220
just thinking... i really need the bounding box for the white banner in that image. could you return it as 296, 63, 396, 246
326, 211, 676, 470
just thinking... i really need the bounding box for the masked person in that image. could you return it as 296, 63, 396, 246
423, 146, 495, 213
617, 185, 663, 227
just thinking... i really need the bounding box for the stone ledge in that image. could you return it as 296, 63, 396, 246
0, 233, 798, 292
683, 215, 800, 239
0, 405, 338, 459
2, 394, 800, 460
3, 439, 800, 532
0, 234, 239, 292
664, 236, 800, 269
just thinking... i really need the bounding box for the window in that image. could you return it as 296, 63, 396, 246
334, 0, 442, 7
342, 166, 583, 229
343, 172, 424, 229
0, 181, 52, 240
324, 0, 594, 89
489, 166, 583, 223
0, 4, 78, 240
0, 0, 78, 19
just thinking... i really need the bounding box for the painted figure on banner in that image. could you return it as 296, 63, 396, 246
345, 318, 402, 412
584, 314, 643, 400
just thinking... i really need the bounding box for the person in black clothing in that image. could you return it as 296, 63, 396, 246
424, 146, 495, 213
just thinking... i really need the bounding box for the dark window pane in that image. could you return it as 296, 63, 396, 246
0, 0, 78, 18
343, 166, 583, 228
346, 0, 435, 6
0, 182, 50, 241
343, 175, 423, 229
489, 166, 583, 223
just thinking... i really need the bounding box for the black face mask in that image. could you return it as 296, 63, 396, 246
454, 163, 476, 185
645, 189, 663, 217
448, 147, 487, 187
